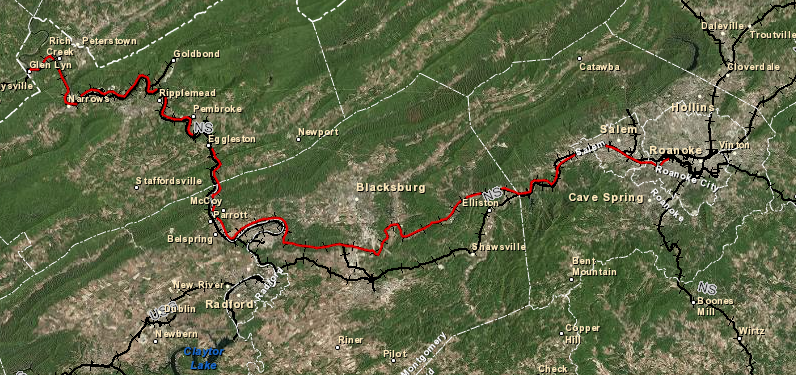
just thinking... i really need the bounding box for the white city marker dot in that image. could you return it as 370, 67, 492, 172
569, 277, 574, 282
296, 137, 301, 142
134, 185, 139, 190
335, 345, 340, 350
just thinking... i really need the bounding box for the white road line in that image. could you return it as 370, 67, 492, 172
6, 0, 630, 364
0, 232, 33, 274
465, 0, 628, 98
34, 0, 228, 71
296, 0, 348, 23
5, 0, 44, 126
457, 305, 529, 337
6, 2, 785, 373
419, 73, 466, 97
0, 75, 423, 304
1, 0, 232, 129
311, 22, 345, 116
0, 0, 626, 317
467, 98, 515, 190
468, 125, 515, 188
551, 21, 607, 59
18, 251, 34, 272
565, 295, 581, 373
467, 65, 513, 97
605, 23, 764, 117
467, 91, 533, 321
0, 190, 204, 303
773, 97, 796, 119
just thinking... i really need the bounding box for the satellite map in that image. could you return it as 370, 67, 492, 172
1, 0, 795, 374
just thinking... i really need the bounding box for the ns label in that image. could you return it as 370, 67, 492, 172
697, 281, 717, 296
483, 186, 503, 201
192, 121, 214, 134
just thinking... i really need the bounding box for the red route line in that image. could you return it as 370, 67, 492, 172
605, 144, 658, 167
501, 153, 577, 196
34, 54, 667, 257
